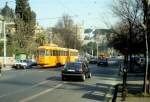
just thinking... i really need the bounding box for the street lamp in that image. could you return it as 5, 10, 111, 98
1, 19, 14, 68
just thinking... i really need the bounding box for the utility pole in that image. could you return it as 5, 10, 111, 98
75, 24, 78, 49
96, 42, 98, 58
2, 20, 6, 68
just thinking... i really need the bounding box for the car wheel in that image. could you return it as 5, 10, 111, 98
62, 76, 65, 81
23, 66, 26, 69
16, 65, 20, 69
81, 74, 86, 81
88, 72, 92, 78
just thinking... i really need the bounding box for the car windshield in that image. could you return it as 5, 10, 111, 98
64, 63, 81, 70
20, 60, 27, 63
99, 58, 107, 61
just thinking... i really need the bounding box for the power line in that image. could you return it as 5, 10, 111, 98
55, 0, 75, 15
36, 15, 78, 21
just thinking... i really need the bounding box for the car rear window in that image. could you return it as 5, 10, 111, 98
64, 63, 81, 70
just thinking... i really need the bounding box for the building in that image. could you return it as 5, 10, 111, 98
93, 29, 117, 57
75, 23, 85, 41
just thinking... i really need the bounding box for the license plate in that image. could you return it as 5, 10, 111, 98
68, 69, 75, 72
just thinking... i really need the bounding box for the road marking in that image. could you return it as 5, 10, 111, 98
38, 70, 45, 72
20, 83, 63, 102
0, 80, 49, 98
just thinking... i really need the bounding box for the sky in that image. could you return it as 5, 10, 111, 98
0, 0, 117, 29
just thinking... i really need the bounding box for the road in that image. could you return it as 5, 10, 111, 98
0, 62, 121, 102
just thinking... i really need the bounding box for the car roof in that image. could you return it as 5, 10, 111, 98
66, 61, 82, 65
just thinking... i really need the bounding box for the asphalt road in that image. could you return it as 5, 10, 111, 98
0, 62, 121, 102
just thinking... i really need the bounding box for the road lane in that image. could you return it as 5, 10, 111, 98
22, 64, 120, 102
20, 83, 63, 102
0, 68, 62, 102
0, 63, 121, 102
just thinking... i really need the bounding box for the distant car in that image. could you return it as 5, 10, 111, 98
77, 56, 89, 66
61, 62, 91, 81
97, 58, 108, 66
12, 59, 37, 69
89, 57, 97, 64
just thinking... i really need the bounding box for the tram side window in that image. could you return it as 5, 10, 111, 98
63, 51, 65, 56
49, 50, 52, 56
57, 50, 60, 56
45, 50, 50, 56
53, 50, 56, 56
70, 52, 72, 56
39, 49, 45, 56
60, 50, 62, 56
72, 52, 75, 56
61, 51, 63, 56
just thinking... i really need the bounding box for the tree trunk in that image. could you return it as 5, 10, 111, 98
144, 29, 149, 94
142, 0, 149, 95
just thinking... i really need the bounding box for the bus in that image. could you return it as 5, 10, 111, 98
36, 44, 79, 68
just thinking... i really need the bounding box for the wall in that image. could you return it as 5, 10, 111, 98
0, 57, 15, 65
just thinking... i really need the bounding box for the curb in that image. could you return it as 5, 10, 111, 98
104, 86, 114, 102
1, 66, 13, 71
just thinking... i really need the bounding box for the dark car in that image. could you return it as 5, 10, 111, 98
97, 58, 108, 66
61, 62, 91, 81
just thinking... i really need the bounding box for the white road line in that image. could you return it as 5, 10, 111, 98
38, 70, 45, 72
0, 80, 49, 98
20, 83, 63, 102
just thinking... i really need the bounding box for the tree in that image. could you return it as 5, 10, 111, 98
53, 14, 82, 50
111, 0, 150, 94
0, 2, 15, 56
35, 33, 46, 46
15, 0, 36, 54
82, 42, 97, 56
112, 0, 142, 72
1, 2, 14, 22
109, 22, 144, 55
84, 35, 90, 40
84, 28, 93, 33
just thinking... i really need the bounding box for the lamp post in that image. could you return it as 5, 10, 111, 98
1, 19, 14, 68
96, 42, 98, 58
3, 20, 6, 68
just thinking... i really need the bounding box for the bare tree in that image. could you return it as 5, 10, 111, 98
112, 0, 150, 94
53, 14, 81, 50
112, 0, 141, 72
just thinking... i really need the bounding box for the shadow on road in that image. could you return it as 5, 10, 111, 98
64, 82, 113, 101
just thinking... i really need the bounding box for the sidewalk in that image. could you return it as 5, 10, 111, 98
117, 96, 150, 102
114, 72, 150, 102
1, 66, 13, 71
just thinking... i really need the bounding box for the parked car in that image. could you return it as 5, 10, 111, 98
77, 56, 89, 66
97, 58, 108, 66
89, 57, 97, 64
12, 59, 37, 69
61, 61, 91, 81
